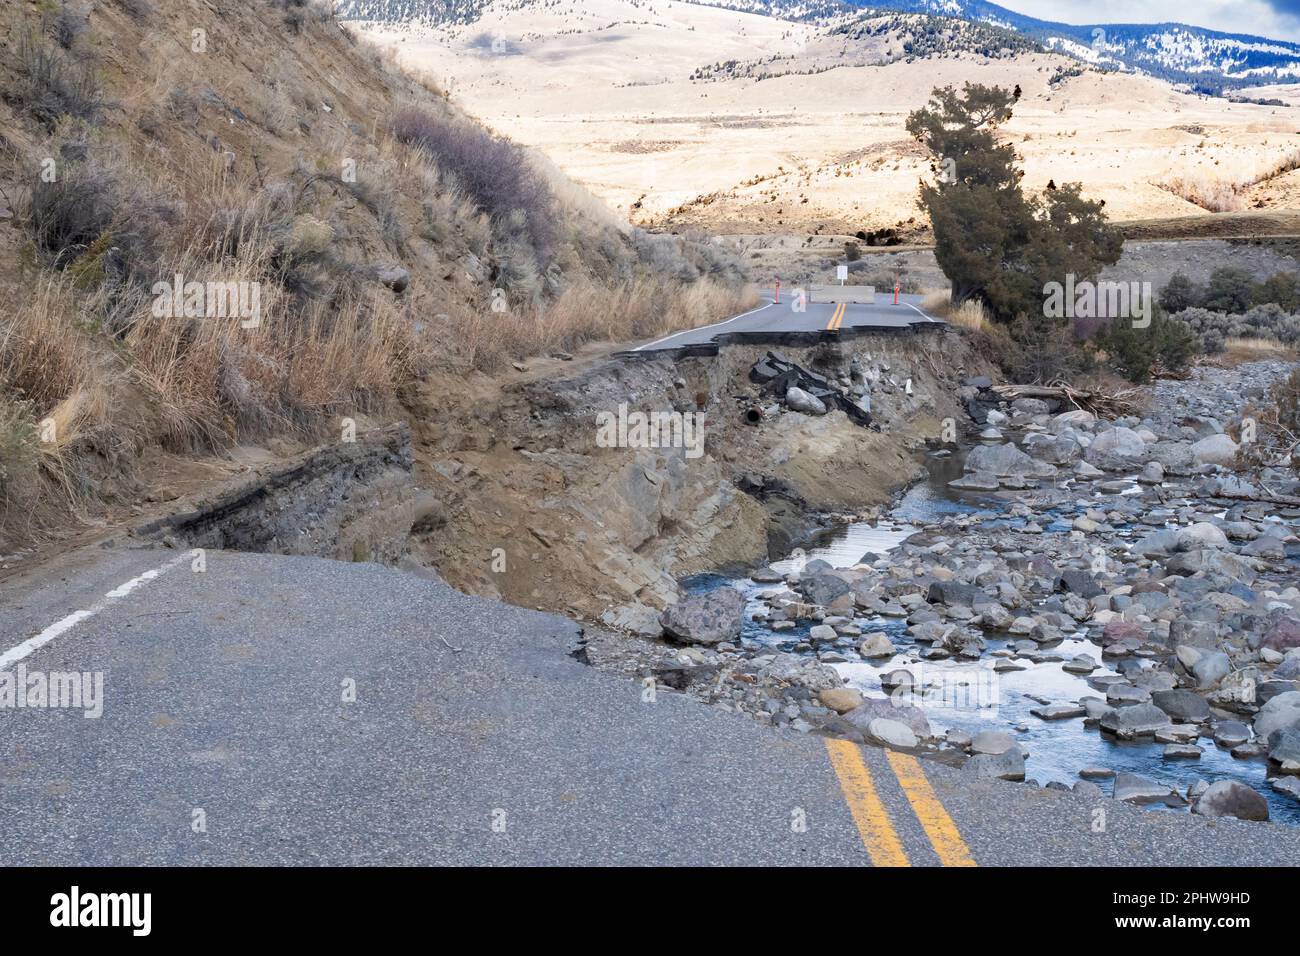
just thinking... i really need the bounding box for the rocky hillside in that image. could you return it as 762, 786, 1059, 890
0, 0, 749, 551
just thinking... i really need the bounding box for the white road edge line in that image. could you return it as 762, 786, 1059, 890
902, 302, 940, 323
0, 554, 189, 670
634, 301, 777, 351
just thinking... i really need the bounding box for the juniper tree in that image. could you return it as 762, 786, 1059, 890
906, 83, 1122, 322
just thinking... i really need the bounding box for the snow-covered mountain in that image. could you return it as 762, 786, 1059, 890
335, 0, 1300, 90
750, 0, 1300, 89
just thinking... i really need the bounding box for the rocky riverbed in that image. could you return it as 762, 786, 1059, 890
583, 359, 1300, 825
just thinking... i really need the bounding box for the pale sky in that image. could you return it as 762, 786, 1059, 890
1001, 0, 1300, 42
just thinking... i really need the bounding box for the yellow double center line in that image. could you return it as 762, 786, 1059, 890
824, 738, 977, 867
825, 302, 846, 331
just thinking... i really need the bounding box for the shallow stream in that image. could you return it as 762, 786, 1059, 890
687, 449, 1300, 826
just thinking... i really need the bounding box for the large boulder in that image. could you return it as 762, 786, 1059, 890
1253, 691, 1300, 739
1191, 651, 1231, 688
801, 572, 851, 608
1151, 689, 1211, 722
858, 632, 896, 658
1165, 550, 1256, 584
1022, 432, 1080, 465
1058, 569, 1103, 599
1099, 702, 1171, 739
1089, 426, 1146, 459
965, 442, 1054, 478
1133, 528, 1182, 557
1268, 728, 1300, 772
660, 587, 744, 645
1051, 409, 1096, 433
1175, 522, 1229, 550
927, 580, 987, 607
1262, 617, 1300, 653
1192, 781, 1269, 821
1191, 433, 1239, 468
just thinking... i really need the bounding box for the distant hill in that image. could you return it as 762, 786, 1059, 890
337, 0, 1300, 91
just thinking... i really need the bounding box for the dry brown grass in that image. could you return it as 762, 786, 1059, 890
1215, 335, 1297, 366
1157, 176, 1246, 214
922, 291, 988, 331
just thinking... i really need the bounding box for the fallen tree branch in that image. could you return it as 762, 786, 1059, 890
988, 382, 1140, 417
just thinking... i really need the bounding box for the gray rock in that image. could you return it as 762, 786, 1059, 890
1268, 728, 1300, 772
785, 386, 826, 415
660, 588, 744, 645
964, 748, 1026, 781
1176, 522, 1229, 550
1132, 528, 1182, 557
802, 573, 851, 608
1162, 744, 1202, 759
1192, 780, 1269, 821
965, 442, 1054, 478
1139, 461, 1165, 484
949, 471, 1001, 491
1262, 617, 1300, 653
1089, 427, 1146, 459
1051, 409, 1096, 432
1151, 689, 1212, 722
371, 264, 410, 293
1113, 772, 1187, 806
1254, 691, 1300, 739
1079, 767, 1115, 779
1062, 654, 1098, 674
858, 632, 896, 659
1272, 776, 1300, 801
866, 718, 918, 749
1099, 702, 1171, 739
1058, 569, 1102, 598
1073, 779, 1104, 798
1191, 433, 1239, 467
1213, 720, 1252, 748
843, 698, 932, 739
1192, 651, 1231, 688
808, 624, 838, 643
926, 580, 988, 607
1032, 703, 1087, 720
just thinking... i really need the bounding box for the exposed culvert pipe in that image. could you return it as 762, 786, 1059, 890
745, 406, 764, 425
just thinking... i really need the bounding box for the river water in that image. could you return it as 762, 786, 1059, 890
687, 449, 1300, 826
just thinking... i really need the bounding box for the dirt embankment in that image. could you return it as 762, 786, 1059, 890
400, 329, 989, 633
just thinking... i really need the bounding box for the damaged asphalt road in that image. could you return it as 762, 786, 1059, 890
2, 546, 1299, 865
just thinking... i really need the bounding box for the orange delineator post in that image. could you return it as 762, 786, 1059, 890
775, 279, 781, 304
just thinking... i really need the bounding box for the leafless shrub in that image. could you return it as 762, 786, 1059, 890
51, 2, 91, 50
391, 108, 557, 265
10, 28, 103, 130
27, 151, 177, 275
114, 0, 156, 17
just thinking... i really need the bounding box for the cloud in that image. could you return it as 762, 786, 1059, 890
1001, 0, 1300, 41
